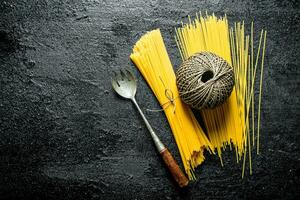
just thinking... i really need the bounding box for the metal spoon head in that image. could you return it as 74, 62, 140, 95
111, 69, 137, 99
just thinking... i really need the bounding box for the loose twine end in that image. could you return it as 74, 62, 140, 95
146, 77, 178, 114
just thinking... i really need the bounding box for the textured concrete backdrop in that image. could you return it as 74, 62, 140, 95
0, 0, 299, 199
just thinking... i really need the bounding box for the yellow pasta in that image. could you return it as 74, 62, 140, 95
130, 13, 266, 179
130, 29, 213, 180
175, 13, 267, 176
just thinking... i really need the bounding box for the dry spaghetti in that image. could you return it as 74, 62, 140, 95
175, 13, 267, 176
130, 29, 213, 180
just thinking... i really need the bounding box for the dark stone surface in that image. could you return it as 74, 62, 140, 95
0, 0, 299, 199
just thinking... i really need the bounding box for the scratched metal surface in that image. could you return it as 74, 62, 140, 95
0, 0, 299, 199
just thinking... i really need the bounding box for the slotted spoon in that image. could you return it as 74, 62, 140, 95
111, 69, 188, 187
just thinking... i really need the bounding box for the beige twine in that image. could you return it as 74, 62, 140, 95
146, 77, 178, 113
176, 51, 235, 110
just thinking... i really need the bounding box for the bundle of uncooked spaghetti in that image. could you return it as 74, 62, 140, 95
130, 29, 213, 180
175, 13, 267, 176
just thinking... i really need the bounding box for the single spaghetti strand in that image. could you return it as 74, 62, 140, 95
257, 30, 267, 154
251, 21, 255, 147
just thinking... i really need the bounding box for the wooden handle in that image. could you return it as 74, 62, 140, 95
160, 148, 189, 187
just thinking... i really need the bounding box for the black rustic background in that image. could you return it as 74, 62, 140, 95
0, 0, 299, 199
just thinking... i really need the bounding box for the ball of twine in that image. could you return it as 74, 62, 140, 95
176, 51, 235, 110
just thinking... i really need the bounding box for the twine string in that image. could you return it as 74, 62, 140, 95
146, 77, 178, 114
